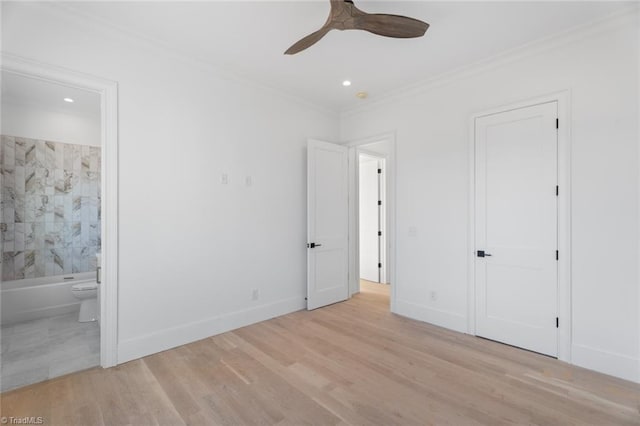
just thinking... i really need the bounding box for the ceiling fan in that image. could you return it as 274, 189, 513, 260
285, 0, 429, 55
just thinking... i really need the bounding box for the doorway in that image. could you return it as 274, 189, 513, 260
0, 71, 104, 391
306, 134, 396, 312
472, 100, 563, 357
1, 54, 119, 383
358, 152, 388, 300
351, 138, 393, 307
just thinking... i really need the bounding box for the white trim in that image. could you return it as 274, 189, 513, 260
571, 343, 639, 382
1, 52, 120, 368
118, 296, 305, 364
467, 91, 571, 363
636, 4, 640, 384
341, 5, 638, 118
345, 133, 397, 312
395, 300, 468, 334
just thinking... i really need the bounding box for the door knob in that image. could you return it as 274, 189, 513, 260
477, 250, 492, 257
307, 243, 322, 248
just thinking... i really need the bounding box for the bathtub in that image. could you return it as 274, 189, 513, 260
1, 272, 96, 325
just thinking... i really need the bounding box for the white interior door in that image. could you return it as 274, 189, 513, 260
307, 140, 349, 310
475, 101, 558, 357
359, 156, 380, 282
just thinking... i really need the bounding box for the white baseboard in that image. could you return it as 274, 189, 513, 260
394, 299, 468, 333
571, 343, 639, 383
117, 296, 306, 364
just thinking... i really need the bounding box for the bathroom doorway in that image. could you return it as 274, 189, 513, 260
0, 56, 119, 391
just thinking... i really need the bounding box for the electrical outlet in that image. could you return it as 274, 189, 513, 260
221, 173, 229, 184
245, 176, 252, 187
251, 288, 259, 301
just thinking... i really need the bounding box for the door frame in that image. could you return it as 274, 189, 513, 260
346, 133, 396, 312
2, 53, 120, 367
467, 91, 571, 362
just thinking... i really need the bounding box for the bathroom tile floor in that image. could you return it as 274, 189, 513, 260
1, 312, 99, 392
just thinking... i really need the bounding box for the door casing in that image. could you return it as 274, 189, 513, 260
468, 91, 571, 363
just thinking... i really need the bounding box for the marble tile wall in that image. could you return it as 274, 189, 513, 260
1, 136, 101, 281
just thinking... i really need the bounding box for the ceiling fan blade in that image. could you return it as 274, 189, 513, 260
355, 14, 429, 38
285, 27, 332, 55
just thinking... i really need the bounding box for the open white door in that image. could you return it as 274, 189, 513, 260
307, 139, 349, 310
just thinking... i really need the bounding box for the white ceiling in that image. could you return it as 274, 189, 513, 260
51, 2, 637, 111
2, 71, 101, 117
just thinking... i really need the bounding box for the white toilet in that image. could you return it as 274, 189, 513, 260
71, 282, 98, 322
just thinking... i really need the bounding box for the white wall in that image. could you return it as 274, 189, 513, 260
2, 3, 339, 362
341, 13, 639, 382
2, 102, 101, 147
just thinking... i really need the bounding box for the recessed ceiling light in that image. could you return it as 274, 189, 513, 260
356, 91, 368, 99
63, 98, 74, 103
342, 80, 352, 87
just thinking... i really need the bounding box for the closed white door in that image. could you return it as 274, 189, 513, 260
475, 101, 558, 357
307, 140, 349, 310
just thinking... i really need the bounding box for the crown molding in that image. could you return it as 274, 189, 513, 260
340, 4, 639, 119
31, 2, 338, 120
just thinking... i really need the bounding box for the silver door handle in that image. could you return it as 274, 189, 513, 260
307, 243, 322, 248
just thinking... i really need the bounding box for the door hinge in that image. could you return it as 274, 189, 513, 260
556, 250, 559, 261
377, 168, 382, 174
556, 118, 559, 129
378, 231, 382, 236
556, 185, 559, 196
377, 200, 382, 206
378, 263, 382, 268
556, 317, 559, 328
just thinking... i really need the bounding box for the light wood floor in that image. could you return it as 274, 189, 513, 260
2, 289, 639, 425
360, 279, 391, 297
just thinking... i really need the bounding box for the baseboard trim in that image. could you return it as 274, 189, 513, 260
394, 299, 467, 333
117, 296, 306, 364
571, 343, 639, 383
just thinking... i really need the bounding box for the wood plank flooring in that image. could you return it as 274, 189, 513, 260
2, 287, 639, 425
360, 279, 391, 297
